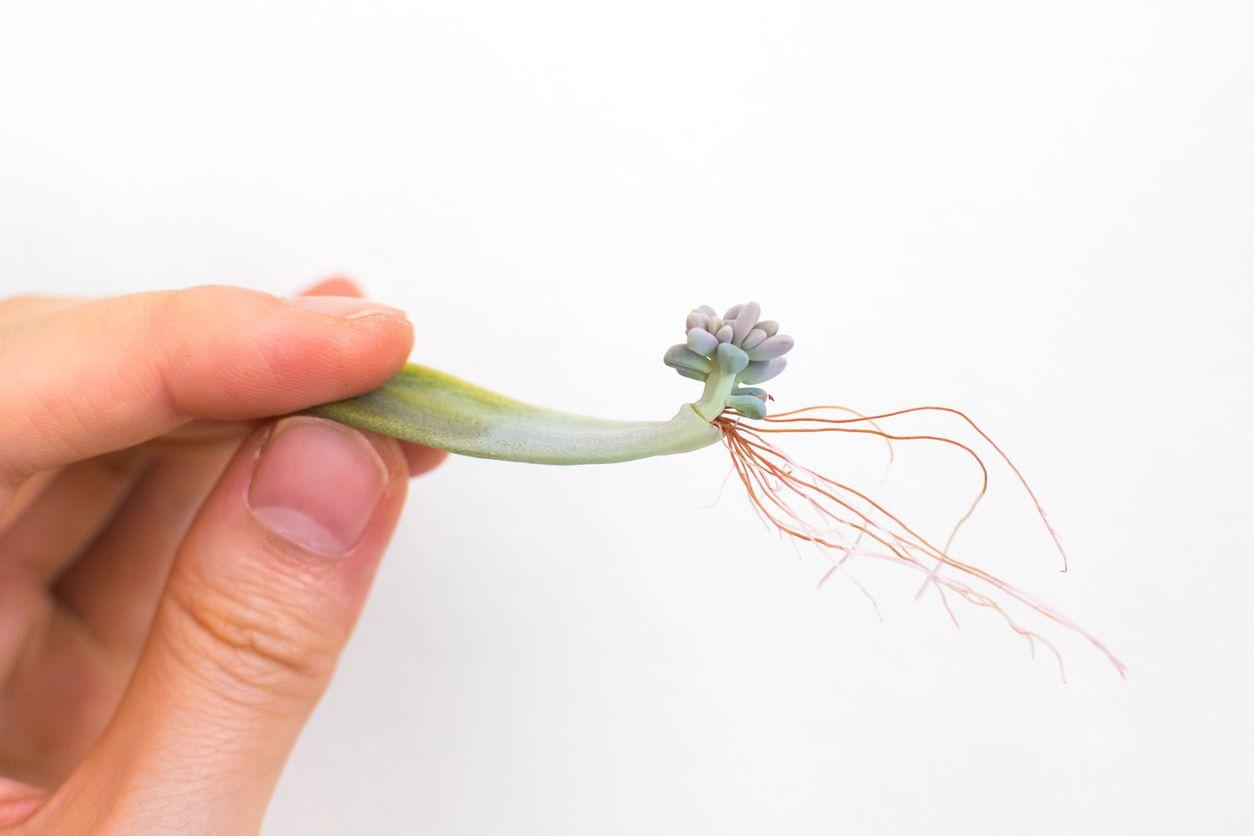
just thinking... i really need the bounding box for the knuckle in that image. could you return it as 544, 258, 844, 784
0, 295, 69, 328
146, 285, 279, 418
159, 285, 272, 327
160, 562, 336, 702
148, 285, 263, 346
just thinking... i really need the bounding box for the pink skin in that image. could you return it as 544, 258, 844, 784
0, 279, 444, 833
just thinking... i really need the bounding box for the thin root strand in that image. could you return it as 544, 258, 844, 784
715, 411, 1124, 679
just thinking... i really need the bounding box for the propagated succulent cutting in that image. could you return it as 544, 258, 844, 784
308, 301, 797, 464
308, 302, 1123, 678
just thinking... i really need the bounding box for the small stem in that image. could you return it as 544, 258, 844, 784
693, 371, 736, 421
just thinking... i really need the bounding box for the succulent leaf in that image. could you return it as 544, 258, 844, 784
675, 366, 709, 382
747, 334, 794, 361
740, 357, 787, 384
741, 328, 768, 350
687, 327, 719, 356
730, 301, 760, 344
727, 394, 767, 419
664, 344, 714, 374
716, 342, 750, 375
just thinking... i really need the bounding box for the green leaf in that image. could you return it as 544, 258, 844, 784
307, 364, 720, 465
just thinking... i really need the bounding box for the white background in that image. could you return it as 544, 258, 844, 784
3, 2, 1252, 834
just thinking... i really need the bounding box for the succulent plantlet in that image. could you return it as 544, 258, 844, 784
309, 303, 1123, 678
664, 301, 794, 422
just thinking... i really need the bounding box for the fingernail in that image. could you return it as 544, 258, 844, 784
285, 295, 407, 321
248, 417, 388, 555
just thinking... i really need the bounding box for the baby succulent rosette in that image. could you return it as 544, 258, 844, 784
663, 302, 794, 420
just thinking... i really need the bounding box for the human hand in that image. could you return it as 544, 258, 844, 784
0, 278, 444, 833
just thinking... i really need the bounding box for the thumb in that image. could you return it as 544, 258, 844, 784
40, 417, 410, 835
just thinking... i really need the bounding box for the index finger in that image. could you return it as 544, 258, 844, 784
0, 284, 413, 485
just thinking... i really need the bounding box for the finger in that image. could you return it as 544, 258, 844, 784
0, 281, 443, 495
0, 284, 413, 486
3, 280, 410, 794
48, 277, 430, 652
187, 278, 442, 477
0, 451, 151, 583
47, 427, 444, 660
38, 417, 408, 833
295, 276, 442, 476
13, 280, 433, 652
52, 445, 445, 658
301, 275, 363, 297
7, 280, 380, 598
402, 442, 448, 476
0, 444, 240, 790
0, 469, 60, 533
0, 776, 46, 829
0, 597, 124, 790
0, 295, 82, 328
0, 275, 357, 340
51, 439, 240, 656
